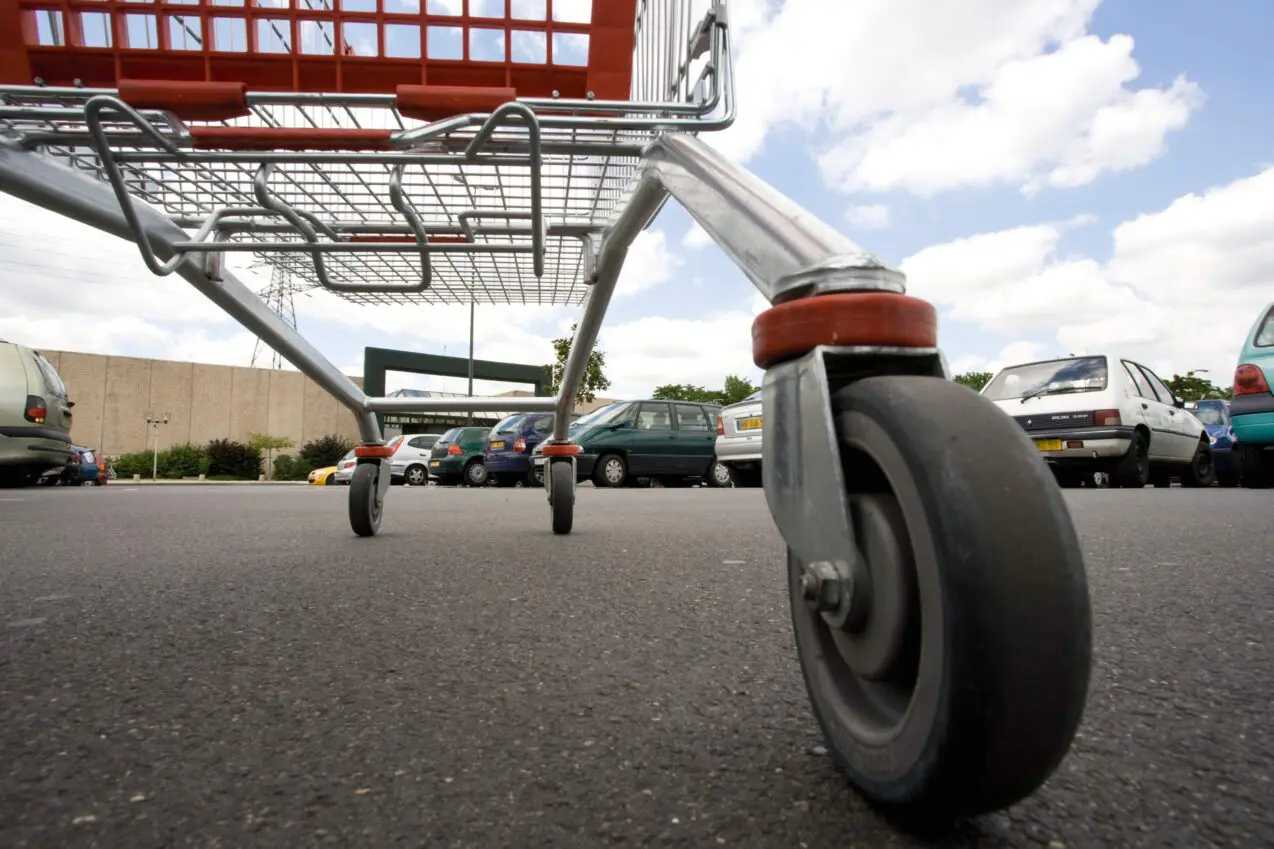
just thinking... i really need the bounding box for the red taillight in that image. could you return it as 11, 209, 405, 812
23, 395, 46, 424
447, 444, 463, 455
716, 414, 724, 436
1234, 364, 1271, 396
1094, 409, 1121, 427
513, 438, 526, 452
389, 437, 405, 454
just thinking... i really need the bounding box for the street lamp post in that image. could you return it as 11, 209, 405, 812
143, 410, 172, 480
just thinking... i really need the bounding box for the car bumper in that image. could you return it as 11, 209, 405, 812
1021, 426, 1134, 461
428, 457, 463, 477
716, 435, 763, 465
1232, 403, 1274, 446
0, 427, 74, 467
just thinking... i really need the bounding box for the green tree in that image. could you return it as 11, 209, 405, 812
544, 322, 611, 404
652, 383, 723, 403
248, 432, 295, 479
1164, 370, 1229, 402
721, 374, 758, 405
953, 371, 993, 392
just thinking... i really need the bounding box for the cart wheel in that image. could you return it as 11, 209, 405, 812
348, 462, 383, 538
549, 459, 574, 535
789, 376, 1091, 818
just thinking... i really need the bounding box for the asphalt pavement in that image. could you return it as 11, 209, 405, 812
1, 483, 1271, 848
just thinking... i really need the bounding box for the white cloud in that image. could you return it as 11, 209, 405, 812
903, 166, 1274, 383
597, 309, 762, 397
614, 229, 678, 296
712, 0, 1199, 197
846, 204, 891, 230
683, 222, 713, 250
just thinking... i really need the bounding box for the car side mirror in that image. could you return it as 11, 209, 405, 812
1173, 397, 1185, 409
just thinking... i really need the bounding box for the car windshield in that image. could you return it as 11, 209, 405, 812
1193, 403, 1226, 426
492, 414, 526, 434
572, 402, 629, 429
982, 357, 1109, 402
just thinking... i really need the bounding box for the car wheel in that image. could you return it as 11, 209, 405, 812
404, 464, 427, 487
1111, 431, 1150, 488
324, 474, 335, 486
1181, 441, 1217, 488
707, 460, 734, 488
1239, 444, 1273, 489
593, 454, 627, 488
464, 459, 488, 487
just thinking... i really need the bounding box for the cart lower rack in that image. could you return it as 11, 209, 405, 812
0, 0, 1093, 825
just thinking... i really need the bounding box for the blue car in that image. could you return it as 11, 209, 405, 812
1187, 400, 1240, 487
1232, 300, 1274, 488
484, 411, 580, 487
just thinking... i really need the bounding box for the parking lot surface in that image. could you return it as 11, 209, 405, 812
1, 484, 1272, 848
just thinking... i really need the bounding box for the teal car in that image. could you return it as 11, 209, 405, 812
1232, 300, 1274, 488
530, 399, 727, 488
427, 426, 491, 486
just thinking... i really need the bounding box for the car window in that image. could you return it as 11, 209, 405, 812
82, 450, 95, 463
492, 414, 525, 434
407, 436, 431, 449
462, 428, 487, 441
1255, 306, 1274, 347
1136, 364, 1176, 406
1193, 404, 1226, 426
982, 356, 1107, 401
32, 352, 67, 398
438, 428, 461, 443
635, 403, 672, 430
532, 415, 554, 435
674, 404, 712, 431
1121, 361, 1153, 399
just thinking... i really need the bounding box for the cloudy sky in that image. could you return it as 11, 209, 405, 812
2, 0, 1272, 398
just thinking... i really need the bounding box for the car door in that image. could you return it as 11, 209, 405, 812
1136, 364, 1199, 460
627, 402, 676, 475
671, 403, 716, 475
1120, 360, 1172, 459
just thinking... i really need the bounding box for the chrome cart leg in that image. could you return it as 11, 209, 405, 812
624, 132, 1093, 818
0, 139, 395, 538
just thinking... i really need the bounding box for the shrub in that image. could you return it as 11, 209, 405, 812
272, 454, 311, 481
158, 442, 204, 479
204, 438, 262, 480
113, 451, 155, 479
300, 434, 354, 469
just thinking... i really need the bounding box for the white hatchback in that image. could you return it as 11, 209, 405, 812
388, 432, 444, 485
981, 354, 1214, 488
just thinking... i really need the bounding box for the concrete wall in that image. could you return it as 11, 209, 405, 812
40, 349, 616, 456
43, 349, 364, 456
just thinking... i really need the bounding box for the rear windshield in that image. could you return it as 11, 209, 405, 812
1256, 306, 1274, 348
438, 428, 461, 442
982, 356, 1108, 402
492, 414, 526, 434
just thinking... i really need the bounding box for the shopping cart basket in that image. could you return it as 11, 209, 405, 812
0, 0, 1092, 821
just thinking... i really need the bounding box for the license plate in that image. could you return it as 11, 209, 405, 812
1034, 439, 1063, 451
490, 441, 504, 450
533, 457, 546, 466
430, 460, 441, 467
738, 416, 763, 431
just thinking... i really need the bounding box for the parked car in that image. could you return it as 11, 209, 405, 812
59, 445, 107, 486
333, 448, 357, 485
714, 388, 763, 487
980, 354, 1214, 488
428, 426, 491, 486
1185, 399, 1240, 487
0, 340, 75, 487
1231, 300, 1274, 488
530, 398, 728, 488
485, 411, 581, 486
389, 432, 444, 485
308, 464, 339, 485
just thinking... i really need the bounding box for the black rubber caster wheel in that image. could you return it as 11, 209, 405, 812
788, 375, 1092, 819
549, 459, 574, 535
348, 462, 383, 537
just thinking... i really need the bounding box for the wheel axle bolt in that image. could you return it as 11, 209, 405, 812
801, 562, 842, 612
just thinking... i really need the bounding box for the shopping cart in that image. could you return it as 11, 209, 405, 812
0, 0, 1092, 821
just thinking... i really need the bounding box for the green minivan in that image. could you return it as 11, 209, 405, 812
532, 399, 726, 488
428, 425, 491, 486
